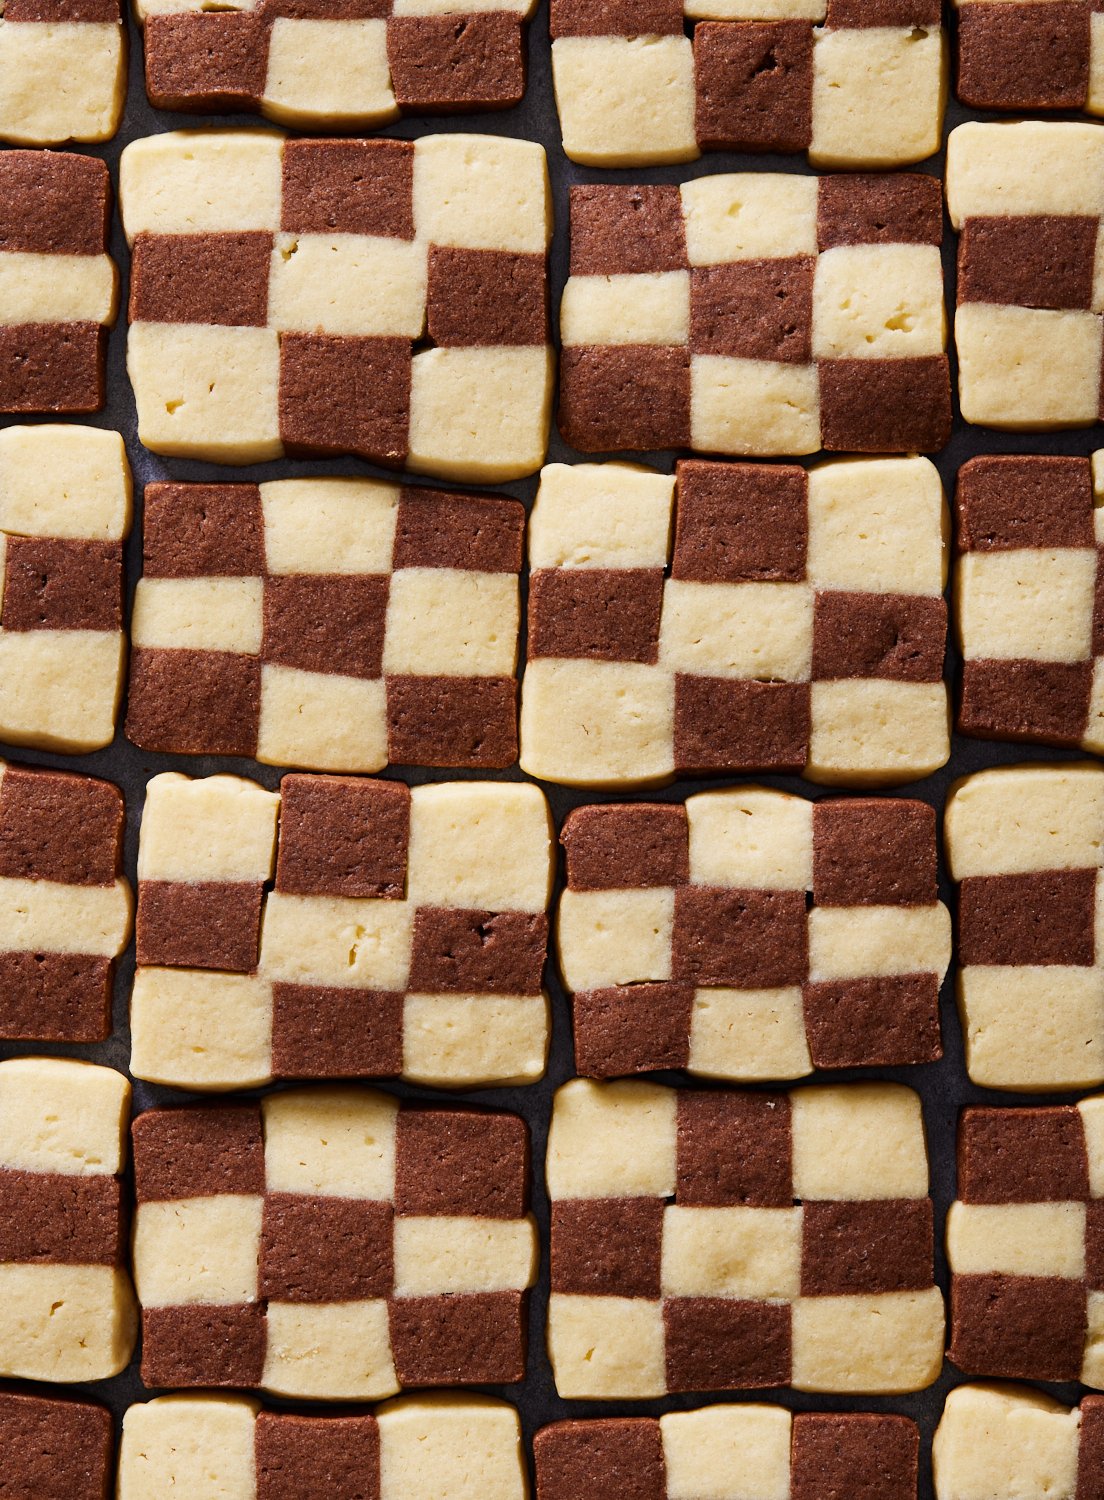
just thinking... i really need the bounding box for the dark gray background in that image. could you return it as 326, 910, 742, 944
1, 7, 1100, 1494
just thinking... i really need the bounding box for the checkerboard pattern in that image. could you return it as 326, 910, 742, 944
557, 791, 950, 1081
130, 771, 552, 1092
558, 173, 950, 458
551, 0, 945, 170
126, 477, 523, 771
0, 761, 131, 1044
955, 454, 1104, 753
0, 0, 124, 147
0, 1056, 135, 1384
0, 151, 116, 413
948, 1098, 1104, 1387
956, 0, 1104, 114
136, 0, 535, 123
131, 1090, 537, 1398
945, 764, 1104, 1093
934, 1385, 1104, 1500
546, 1078, 944, 1399
536, 1408, 920, 1500
119, 130, 553, 481
947, 121, 1104, 430
519, 457, 950, 787
0, 1389, 113, 1500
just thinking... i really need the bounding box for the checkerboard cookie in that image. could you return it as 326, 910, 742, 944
131, 1090, 537, 1398
558, 790, 950, 1081
536, 1407, 920, 1500
546, 1078, 943, 1398
947, 120, 1104, 430
945, 762, 1104, 1092
0, 760, 131, 1043
0, 425, 129, 752
136, 0, 534, 125
0, 1056, 135, 1383
551, 1, 945, 170
947, 1097, 1104, 1386
955, 0, 1104, 114
0, 151, 116, 413
934, 1385, 1104, 1500
560, 173, 950, 458
520, 458, 950, 787
119, 1392, 527, 1500
0, 1389, 113, 1500
130, 771, 552, 1091
0, 1, 124, 147
126, 477, 522, 771
119, 130, 553, 479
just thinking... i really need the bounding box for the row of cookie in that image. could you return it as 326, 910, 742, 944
6, 1383, 1095, 1500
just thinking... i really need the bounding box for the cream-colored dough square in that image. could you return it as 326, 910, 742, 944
0, 21, 124, 147
408, 346, 552, 484
406, 781, 553, 913
133, 1196, 263, 1306
547, 1293, 666, 1399
117, 1395, 258, 1500
944, 763, 1104, 878
0, 424, 130, 539
660, 1405, 792, 1500
0, 1263, 135, 1382
519, 658, 676, 788
260, 477, 399, 576
659, 579, 813, 681
546, 1079, 677, 1199
946, 120, 1104, 223
131, 576, 263, 655
687, 987, 813, 1081
560, 271, 690, 346
1080, 1094, 1104, 1196
956, 304, 1103, 429
130, 968, 273, 1091
790, 1288, 944, 1393
401, 994, 549, 1089
557, 887, 675, 991
0, 876, 131, 958
791, 1082, 928, 1201
412, 135, 550, 253
120, 129, 283, 237
553, 35, 697, 167
1083, 660, 1104, 753
262, 18, 397, 127
377, 1395, 527, 1500
690, 356, 821, 456
958, 549, 1096, 662
661, 1205, 802, 1299
806, 456, 947, 595
1084, 1291, 1104, 1388
256, 666, 389, 774
958, 965, 1104, 1092
1091, 14, 1104, 115
687, 0, 825, 14
946, 1201, 1087, 1279
807, 680, 950, 785
138, 772, 279, 885
680, 174, 818, 265
529, 462, 675, 569
809, 25, 946, 170
812, 244, 945, 359
0, 251, 116, 326
808, 905, 951, 981
268, 233, 425, 338
0, 1056, 129, 1175
263, 1299, 397, 1400
687, 787, 813, 890
392, 1216, 537, 1296
932, 1384, 1081, 1500
383, 568, 518, 677
262, 1086, 398, 1199
259, 891, 413, 992
0, 629, 124, 754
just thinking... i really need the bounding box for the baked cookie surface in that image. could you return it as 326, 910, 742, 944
130, 771, 552, 1090
556, 789, 950, 1081
0, 1055, 135, 1383
0, 1388, 113, 1500
131, 1089, 538, 1397
955, 0, 1104, 114
551, 0, 945, 169
520, 457, 950, 787
0, 151, 117, 413
126, 477, 523, 770
119, 130, 553, 479
934, 1384, 1103, 1500
0, 0, 125, 147
945, 762, 1104, 1092
545, 1078, 943, 1398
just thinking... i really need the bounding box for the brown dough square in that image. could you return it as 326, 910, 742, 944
125, 647, 261, 758
281, 140, 415, 240
1078, 1398, 1104, 1500
569, 186, 688, 276
957, 2, 1091, 110
143, 483, 266, 578
0, 1168, 122, 1266
144, 12, 269, 112
818, 355, 952, 453
560, 803, 689, 890
394, 1108, 529, 1218
664, 1297, 792, 1390
672, 460, 808, 583
673, 676, 811, 773
262, 574, 389, 680
278, 335, 412, 465
135, 879, 264, 973
0, 323, 106, 413
140, 1302, 267, 1389
672, 885, 808, 988
388, 1291, 526, 1385
559, 345, 692, 453
800, 1198, 934, 1296
0, 766, 122, 887
950, 1273, 1087, 1382
259, 1194, 394, 1302
129, 232, 273, 327
408, 908, 547, 994
812, 592, 946, 682
527, 567, 665, 662
693, 21, 814, 154
1, 537, 122, 632
0, 151, 110, 257
254, 1413, 381, 1500
0, 1390, 114, 1500
0, 953, 114, 1044
958, 868, 1097, 967
426, 247, 547, 347
550, 0, 683, 35
803, 974, 942, 1069
551, 1197, 664, 1298
533, 1419, 667, 1500
689, 258, 815, 362
955, 454, 1095, 551
958, 216, 1098, 310
392, 488, 524, 573
677, 1090, 793, 1207
957, 1106, 1091, 1204
132, 1105, 265, 1202
387, 14, 525, 110
385, 675, 518, 769
817, 174, 943, 250
790, 1413, 919, 1500
573, 985, 694, 1076
270, 984, 405, 1079
959, 659, 1094, 748
275, 775, 409, 899
812, 798, 938, 907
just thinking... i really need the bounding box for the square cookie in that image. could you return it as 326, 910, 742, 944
0, 0, 125, 147
125, 477, 523, 770
545, 1078, 943, 1398
119, 1392, 527, 1500
559, 173, 950, 457
557, 789, 950, 1081
947, 121, 1104, 430
934, 1385, 1103, 1500
954, 453, 1104, 753
136, 0, 535, 125
0, 425, 130, 751
945, 762, 1104, 1091
520, 457, 950, 787
536, 1407, 920, 1500
947, 1098, 1104, 1386
130, 771, 552, 1091
0, 1389, 113, 1500
0, 760, 131, 1043
119, 130, 553, 480
0, 1056, 135, 1383
0, 151, 117, 413
131, 1090, 537, 1398
955, 0, 1104, 114
552, 0, 945, 169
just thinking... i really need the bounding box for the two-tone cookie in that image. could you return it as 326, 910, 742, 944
557, 790, 950, 1080
0, 1389, 113, 1500
934, 1385, 1103, 1500
130, 772, 552, 1091
125, 477, 523, 770
520, 457, 950, 787
119, 131, 552, 479
0, 151, 116, 413
955, 0, 1104, 114
945, 763, 1104, 1091
0, 1, 124, 147
551, 0, 945, 170
546, 1078, 943, 1398
0, 1056, 135, 1382
559, 173, 951, 457
131, 1090, 538, 1397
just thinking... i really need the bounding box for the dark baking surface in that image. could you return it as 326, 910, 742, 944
2, 8, 1102, 1494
